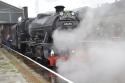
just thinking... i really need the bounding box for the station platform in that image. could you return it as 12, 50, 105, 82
0, 48, 28, 83
0, 46, 72, 83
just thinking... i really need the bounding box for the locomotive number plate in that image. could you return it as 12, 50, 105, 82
63, 22, 73, 26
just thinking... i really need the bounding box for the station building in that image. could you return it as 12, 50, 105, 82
0, 1, 23, 28
0, 1, 24, 42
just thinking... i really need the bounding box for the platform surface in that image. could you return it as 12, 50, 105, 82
0, 48, 28, 83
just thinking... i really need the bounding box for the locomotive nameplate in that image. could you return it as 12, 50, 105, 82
63, 22, 73, 26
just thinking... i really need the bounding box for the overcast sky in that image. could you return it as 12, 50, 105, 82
1, 0, 115, 17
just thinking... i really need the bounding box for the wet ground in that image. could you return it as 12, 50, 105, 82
0, 48, 28, 83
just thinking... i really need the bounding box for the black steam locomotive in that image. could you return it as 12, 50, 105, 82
3, 6, 79, 64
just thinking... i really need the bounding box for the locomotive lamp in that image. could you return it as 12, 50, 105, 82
59, 12, 64, 16
71, 12, 75, 16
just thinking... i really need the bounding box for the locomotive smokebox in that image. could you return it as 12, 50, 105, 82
55, 5, 65, 14
23, 7, 28, 19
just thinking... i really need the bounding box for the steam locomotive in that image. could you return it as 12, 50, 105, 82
2, 6, 79, 65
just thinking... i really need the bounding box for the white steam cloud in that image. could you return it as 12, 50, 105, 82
53, 8, 96, 51
53, 2, 125, 83
56, 42, 125, 83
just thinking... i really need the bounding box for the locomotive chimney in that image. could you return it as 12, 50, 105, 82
23, 6, 28, 19
55, 5, 65, 14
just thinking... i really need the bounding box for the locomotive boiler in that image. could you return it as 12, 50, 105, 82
4, 6, 80, 63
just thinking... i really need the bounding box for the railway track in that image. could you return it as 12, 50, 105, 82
2, 45, 73, 83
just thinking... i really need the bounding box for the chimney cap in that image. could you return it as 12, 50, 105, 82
54, 5, 65, 13
55, 5, 65, 9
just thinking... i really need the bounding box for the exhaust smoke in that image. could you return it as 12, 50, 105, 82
53, 2, 125, 83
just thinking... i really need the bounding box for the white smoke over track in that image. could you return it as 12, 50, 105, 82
53, 2, 125, 83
